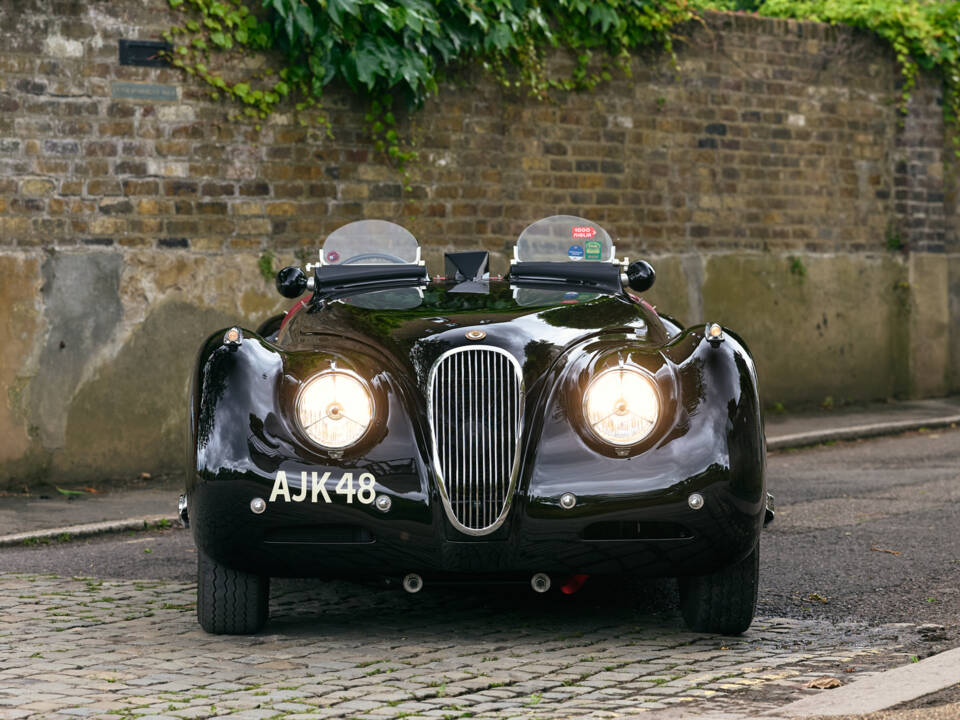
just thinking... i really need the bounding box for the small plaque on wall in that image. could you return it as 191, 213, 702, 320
111, 82, 179, 102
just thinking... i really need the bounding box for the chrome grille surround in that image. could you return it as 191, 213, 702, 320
427, 345, 524, 536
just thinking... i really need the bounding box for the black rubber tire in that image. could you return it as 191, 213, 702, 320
678, 544, 759, 635
196, 550, 269, 635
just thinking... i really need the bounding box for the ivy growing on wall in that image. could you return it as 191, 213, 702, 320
752, 0, 960, 143
164, 0, 694, 168
165, 0, 960, 163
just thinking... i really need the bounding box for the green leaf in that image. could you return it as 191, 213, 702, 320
466, 8, 488, 30
387, 6, 407, 32
328, 0, 361, 26
398, 50, 427, 89
486, 23, 514, 51
354, 44, 381, 89
210, 31, 233, 49
588, 5, 619, 33
294, 3, 316, 41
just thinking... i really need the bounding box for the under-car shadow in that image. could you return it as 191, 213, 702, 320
264, 575, 681, 638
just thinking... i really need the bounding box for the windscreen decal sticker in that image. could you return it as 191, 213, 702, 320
269, 470, 377, 505
325, 250, 340, 263
572, 226, 596, 239
584, 240, 602, 260
568, 244, 584, 261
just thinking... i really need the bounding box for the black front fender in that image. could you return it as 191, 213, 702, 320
519, 326, 766, 571
186, 328, 436, 566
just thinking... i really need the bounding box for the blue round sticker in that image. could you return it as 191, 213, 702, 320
568, 244, 584, 261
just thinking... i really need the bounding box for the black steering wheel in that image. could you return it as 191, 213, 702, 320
340, 252, 408, 265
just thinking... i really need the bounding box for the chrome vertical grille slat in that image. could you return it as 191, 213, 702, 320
427, 346, 523, 535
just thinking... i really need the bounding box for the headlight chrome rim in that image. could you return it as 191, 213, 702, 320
581, 365, 661, 447
295, 369, 374, 451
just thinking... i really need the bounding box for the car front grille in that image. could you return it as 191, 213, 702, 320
428, 345, 523, 535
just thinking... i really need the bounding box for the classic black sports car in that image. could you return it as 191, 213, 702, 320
182, 215, 773, 635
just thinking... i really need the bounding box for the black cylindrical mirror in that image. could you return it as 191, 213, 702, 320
276, 266, 307, 298
626, 260, 656, 293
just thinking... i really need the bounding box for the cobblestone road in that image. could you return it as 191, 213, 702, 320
0, 573, 922, 720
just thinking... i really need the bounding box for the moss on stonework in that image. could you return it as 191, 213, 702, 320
258, 251, 275, 282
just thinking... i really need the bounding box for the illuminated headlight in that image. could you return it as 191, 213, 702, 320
296, 371, 373, 449
582, 367, 659, 446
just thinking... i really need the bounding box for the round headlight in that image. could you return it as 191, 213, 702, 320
296, 370, 373, 449
582, 367, 659, 446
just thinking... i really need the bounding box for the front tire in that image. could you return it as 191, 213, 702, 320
197, 550, 269, 634
678, 544, 758, 635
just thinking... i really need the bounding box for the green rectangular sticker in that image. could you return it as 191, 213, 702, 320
584, 240, 602, 260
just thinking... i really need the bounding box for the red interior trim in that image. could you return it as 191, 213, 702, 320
278, 294, 312, 334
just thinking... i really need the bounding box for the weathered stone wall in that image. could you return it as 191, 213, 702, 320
0, 1, 957, 485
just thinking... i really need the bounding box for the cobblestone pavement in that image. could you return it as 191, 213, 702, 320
0, 573, 923, 720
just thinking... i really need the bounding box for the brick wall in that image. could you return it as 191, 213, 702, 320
896, 74, 953, 253
0, 0, 957, 484
2, 3, 951, 259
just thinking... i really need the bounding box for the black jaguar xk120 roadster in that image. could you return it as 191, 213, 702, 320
182, 215, 773, 635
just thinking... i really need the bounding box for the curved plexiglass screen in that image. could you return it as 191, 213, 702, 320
513, 288, 600, 307
515, 215, 615, 263
337, 287, 424, 310
322, 219, 420, 265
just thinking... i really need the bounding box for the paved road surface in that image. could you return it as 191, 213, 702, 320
762, 428, 960, 631
0, 429, 957, 719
